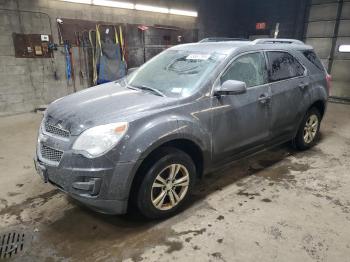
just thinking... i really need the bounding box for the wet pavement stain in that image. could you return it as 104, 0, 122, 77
313, 193, 350, 214
194, 145, 298, 197
177, 228, 206, 236
164, 240, 183, 254
0, 198, 8, 209
266, 226, 284, 240
20, 205, 194, 261
211, 252, 226, 261
185, 237, 192, 243
217, 238, 224, 243
255, 165, 296, 182
0, 189, 60, 223
237, 190, 261, 197
216, 215, 225, 221
302, 234, 329, 262
7, 192, 22, 197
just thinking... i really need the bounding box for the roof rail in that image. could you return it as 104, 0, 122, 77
252, 38, 304, 45
199, 37, 249, 43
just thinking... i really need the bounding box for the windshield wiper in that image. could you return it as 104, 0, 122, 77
131, 85, 165, 97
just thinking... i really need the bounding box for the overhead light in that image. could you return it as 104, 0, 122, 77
169, 9, 198, 17
92, 0, 134, 9
60, 0, 198, 17
135, 4, 169, 14
339, 44, 350, 53
62, 0, 92, 4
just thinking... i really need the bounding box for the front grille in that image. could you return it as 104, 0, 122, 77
44, 122, 69, 138
40, 144, 63, 163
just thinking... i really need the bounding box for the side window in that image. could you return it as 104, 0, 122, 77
302, 50, 325, 72
267, 51, 305, 82
220, 52, 268, 88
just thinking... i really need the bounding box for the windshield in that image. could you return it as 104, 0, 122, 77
126, 50, 226, 97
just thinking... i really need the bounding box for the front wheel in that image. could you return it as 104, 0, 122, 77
135, 148, 196, 219
293, 108, 321, 150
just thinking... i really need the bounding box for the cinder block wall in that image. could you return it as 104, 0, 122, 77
0, 0, 235, 115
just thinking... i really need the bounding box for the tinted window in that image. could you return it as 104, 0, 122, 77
221, 52, 268, 87
302, 50, 325, 71
267, 52, 305, 82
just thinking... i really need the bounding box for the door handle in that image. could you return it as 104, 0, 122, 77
258, 94, 271, 104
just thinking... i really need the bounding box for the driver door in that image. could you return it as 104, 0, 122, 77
211, 51, 271, 163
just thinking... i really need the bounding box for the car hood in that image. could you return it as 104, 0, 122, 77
45, 82, 176, 135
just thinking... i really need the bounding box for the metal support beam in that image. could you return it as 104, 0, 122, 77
328, 0, 344, 73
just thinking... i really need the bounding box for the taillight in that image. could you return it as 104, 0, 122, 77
326, 74, 332, 95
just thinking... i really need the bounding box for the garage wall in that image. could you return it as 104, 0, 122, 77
232, 0, 309, 40
1, 0, 335, 115
305, 0, 350, 98
0, 0, 240, 116
0, 0, 198, 115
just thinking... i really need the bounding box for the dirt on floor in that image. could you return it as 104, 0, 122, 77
0, 102, 350, 262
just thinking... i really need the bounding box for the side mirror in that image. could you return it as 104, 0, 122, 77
214, 80, 247, 96
127, 67, 139, 75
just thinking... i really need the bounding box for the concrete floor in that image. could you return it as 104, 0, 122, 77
0, 102, 350, 262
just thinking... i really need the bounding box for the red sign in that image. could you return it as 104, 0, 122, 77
138, 25, 149, 31
256, 22, 267, 30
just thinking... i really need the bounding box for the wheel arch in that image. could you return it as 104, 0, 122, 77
127, 137, 206, 209
309, 99, 326, 119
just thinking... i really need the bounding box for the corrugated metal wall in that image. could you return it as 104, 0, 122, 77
305, 0, 350, 99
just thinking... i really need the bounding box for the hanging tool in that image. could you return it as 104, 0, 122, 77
75, 31, 85, 85
274, 23, 280, 39
82, 30, 91, 87
118, 25, 126, 63
89, 29, 97, 85
64, 40, 72, 85
138, 25, 149, 63
69, 41, 77, 92
57, 18, 64, 44
118, 25, 127, 76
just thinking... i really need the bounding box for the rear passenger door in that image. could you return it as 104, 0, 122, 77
266, 51, 310, 141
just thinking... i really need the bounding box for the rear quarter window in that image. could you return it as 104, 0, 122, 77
301, 50, 325, 72
267, 51, 305, 82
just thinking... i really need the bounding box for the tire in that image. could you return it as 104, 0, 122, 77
135, 147, 196, 219
293, 107, 321, 150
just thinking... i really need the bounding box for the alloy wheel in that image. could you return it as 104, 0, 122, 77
303, 114, 319, 144
151, 164, 190, 211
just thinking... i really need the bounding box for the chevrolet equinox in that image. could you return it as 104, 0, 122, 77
34, 38, 330, 219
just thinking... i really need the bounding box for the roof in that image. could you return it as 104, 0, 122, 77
171, 38, 313, 56
171, 41, 250, 55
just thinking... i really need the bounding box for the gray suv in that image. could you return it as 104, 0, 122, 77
34, 38, 330, 219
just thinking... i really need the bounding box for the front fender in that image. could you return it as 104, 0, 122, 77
118, 115, 182, 162
109, 114, 210, 201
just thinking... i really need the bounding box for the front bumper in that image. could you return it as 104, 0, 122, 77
34, 155, 139, 215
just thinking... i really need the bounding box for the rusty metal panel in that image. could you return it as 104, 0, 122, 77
12, 33, 53, 58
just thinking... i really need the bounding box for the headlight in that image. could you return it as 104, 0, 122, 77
72, 122, 128, 158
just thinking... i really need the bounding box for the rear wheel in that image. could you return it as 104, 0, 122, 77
293, 108, 321, 150
135, 148, 196, 219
